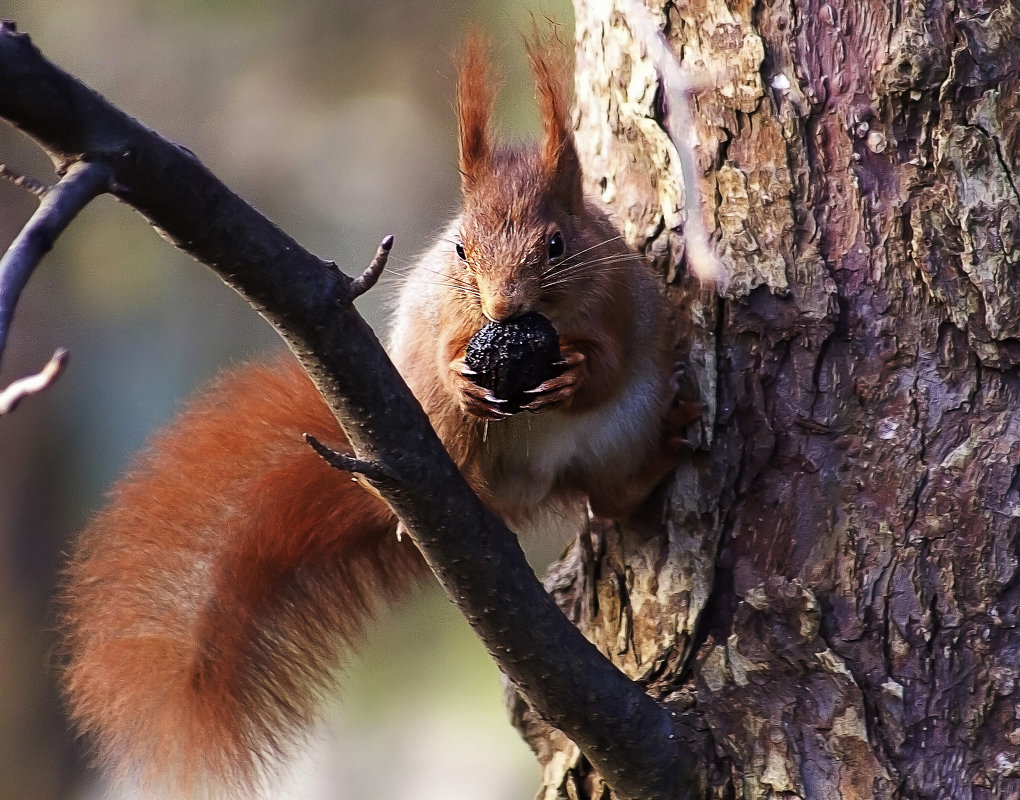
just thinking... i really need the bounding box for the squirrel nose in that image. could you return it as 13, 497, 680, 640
485, 301, 523, 322
482, 285, 530, 322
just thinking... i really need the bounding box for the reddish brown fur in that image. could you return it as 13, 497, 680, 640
441, 35, 657, 417
457, 32, 497, 192
61, 355, 425, 796
526, 32, 584, 212
61, 32, 698, 799
388, 33, 692, 528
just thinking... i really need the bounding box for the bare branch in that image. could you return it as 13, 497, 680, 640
0, 21, 706, 798
0, 347, 68, 414
0, 163, 48, 197
303, 433, 396, 486
347, 234, 393, 300
0, 160, 112, 366
621, 0, 724, 284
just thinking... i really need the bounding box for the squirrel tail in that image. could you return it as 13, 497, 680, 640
59, 353, 425, 797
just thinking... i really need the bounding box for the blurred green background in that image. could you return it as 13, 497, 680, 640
0, 1, 573, 798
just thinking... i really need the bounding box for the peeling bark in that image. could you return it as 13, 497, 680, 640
513, 0, 1020, 796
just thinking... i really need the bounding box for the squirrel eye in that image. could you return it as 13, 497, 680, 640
455, 242, 467, 261
547, 231, 565, 262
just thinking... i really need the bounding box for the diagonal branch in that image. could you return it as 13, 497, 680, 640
0, 159, 110, 405
0, 20, 707, 798
0, 163, 112, 353
619, 0, 723, 284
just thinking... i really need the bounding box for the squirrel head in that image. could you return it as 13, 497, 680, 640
453, 31, 589, 323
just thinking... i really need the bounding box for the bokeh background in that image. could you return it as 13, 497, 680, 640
0, 2, 573, 797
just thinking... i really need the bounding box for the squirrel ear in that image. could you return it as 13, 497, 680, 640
527, 29, 584, 213
457, 33, 496, 193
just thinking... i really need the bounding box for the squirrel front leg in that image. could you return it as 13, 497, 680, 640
520, 342, 587, 413
439, 319, 512, 419
531, 330, 625, 415
447, 335, 608, 418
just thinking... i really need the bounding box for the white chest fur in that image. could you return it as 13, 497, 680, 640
480, 349, 665, 511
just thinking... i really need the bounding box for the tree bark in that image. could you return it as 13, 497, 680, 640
2, 2, 1018, 797
515, 0, 1020, 797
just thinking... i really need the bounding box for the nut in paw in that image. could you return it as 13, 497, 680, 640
464, 311, 564, 414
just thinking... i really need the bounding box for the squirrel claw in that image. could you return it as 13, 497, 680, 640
660, 360, 704, 448
522, 343, 586, 413
451, 357, 477, 378
553, 348, 585, 369
521, 374, 579, 412
461, 390, 512, 420
448, 357, 513, 419
665, 434, 695, 454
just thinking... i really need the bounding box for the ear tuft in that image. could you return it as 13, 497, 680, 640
526, 25, 584, 212
457, 32, 497, 193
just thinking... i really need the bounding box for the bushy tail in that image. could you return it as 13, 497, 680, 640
59, 353, 426, 798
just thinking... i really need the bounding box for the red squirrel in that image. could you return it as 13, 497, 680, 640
60, 35, 700, 798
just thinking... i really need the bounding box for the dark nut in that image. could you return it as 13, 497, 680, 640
464, 311, 563, 414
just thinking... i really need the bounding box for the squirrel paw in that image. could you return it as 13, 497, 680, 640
662, 361, 705, 452
521, 345, 586, 413
449, 357, 514, 419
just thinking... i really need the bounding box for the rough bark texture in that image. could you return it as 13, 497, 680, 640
512, 0, 1020, 797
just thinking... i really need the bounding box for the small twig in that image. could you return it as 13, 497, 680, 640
347, 234, 393, 300
621, 0, 724, 285
0, 163, 48, 197
0, 160, 112, 367
303, 433, 396, 485
0, 347, 68, 414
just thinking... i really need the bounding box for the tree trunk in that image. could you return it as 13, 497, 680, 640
513, 0, 1020, 796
